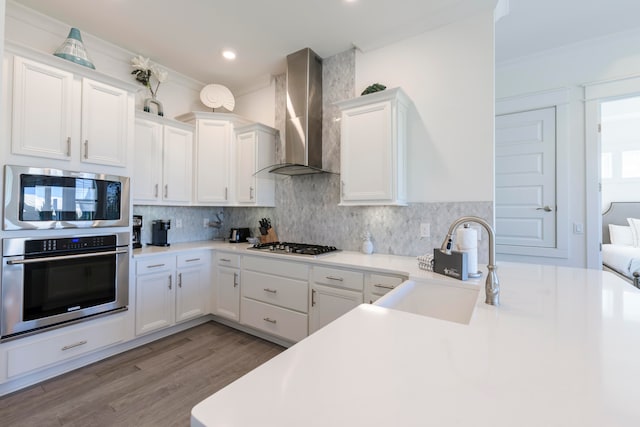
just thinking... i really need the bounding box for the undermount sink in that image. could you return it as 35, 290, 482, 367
374, 279, 479, 324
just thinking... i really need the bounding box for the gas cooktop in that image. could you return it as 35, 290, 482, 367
247, 242, 339, 257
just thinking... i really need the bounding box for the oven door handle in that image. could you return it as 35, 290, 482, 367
6, 249, 129, 265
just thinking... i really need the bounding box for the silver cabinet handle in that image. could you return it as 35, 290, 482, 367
154, 184, 159, 198
164, 184, 168, 198
263, 317, 277, 324
225, 187, 228, 201
168, 275, 172, 290
220, 258, 231, 262
536, 206, 553, 212
84, 140, 89, 159
62, 340, 87, 351
341, 181, 345, 197
374, 284, 395, 290
233, 272, 238, 287
147, 263, 166, 269
185, 258, 201, 263
312, 288, 317, 306
249, 186, 254, 200
178, 272, 182, 288
326, 276, 344, 282
263, 288, 277, 294
66, 137, 71, 156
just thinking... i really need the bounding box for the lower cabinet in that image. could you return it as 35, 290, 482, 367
239, 255, 309, 342
365, 273, 407, 304
4, 314, 127, 379
309, 266, 364, 334
135, 252, 211, 336
214, 253, 241, 321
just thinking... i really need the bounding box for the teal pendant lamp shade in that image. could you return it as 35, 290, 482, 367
53, 28, 95, 69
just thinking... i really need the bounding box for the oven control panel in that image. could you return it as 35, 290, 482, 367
25, 235, 117, 255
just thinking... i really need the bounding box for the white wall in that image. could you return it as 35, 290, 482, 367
355, 11, 495, 203
496, 28, 640, 268
233, 77, 276, 128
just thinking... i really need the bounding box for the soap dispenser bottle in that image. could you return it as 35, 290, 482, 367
361, 231, 373, 254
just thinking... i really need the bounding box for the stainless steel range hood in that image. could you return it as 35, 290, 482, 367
269, 48, 325, 175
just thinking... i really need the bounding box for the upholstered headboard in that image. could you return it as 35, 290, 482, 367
602, 202, 640, 244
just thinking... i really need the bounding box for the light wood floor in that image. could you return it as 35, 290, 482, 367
0, 321, 284, 426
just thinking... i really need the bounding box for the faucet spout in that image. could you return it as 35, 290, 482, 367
440, 216, 499, 306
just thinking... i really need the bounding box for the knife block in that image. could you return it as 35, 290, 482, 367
260, 228, 278, 243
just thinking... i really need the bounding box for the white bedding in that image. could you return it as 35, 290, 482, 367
602, 244, 640, 279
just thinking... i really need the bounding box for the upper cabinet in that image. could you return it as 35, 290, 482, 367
133, 113, 194, 205
235, 123, 276, 206
6, 46, 135, 169
336, 88, 411, 206
177, 112, 277, 207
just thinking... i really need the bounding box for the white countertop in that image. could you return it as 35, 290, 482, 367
189, 257, 640, 426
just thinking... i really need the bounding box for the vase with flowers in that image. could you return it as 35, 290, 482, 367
131, 55, 168, 116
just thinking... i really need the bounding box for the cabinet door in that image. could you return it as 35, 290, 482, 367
216, 266, 240, 321
309, 284, 362, 334
136, 271, 175, 335
133, 118, 163, 202
11, 56, 73, 160
236, 131, 257, 203
195, 120, 232, 203
176, 264, 208, 323
162, 125, 193, 203
341, 101, 394, 202
81, 78, 128, 167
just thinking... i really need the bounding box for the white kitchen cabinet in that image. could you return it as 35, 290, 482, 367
240, 255, 309, 342
309, 266, 363, 334
336, 87, 411, 206
364, 273, 407, 304
215, 253, 241, 321
177, 112, 276, 206
135, 252, 210, 336
176, 253, 210, 322
133, 113, 194, 204
10, 54, 130, 167
235, 123, 277, 206
135, 255, 176, 335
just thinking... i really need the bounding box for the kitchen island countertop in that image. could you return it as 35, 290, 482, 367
189, 258, 640, 426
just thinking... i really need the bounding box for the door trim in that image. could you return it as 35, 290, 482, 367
583, 74, 640, 269
495, 88, 570, 259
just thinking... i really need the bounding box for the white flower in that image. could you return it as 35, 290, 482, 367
131, 55, 150, 71
151, 65, 168, 83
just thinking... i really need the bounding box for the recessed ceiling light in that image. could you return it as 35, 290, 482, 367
222, 49, 236, 60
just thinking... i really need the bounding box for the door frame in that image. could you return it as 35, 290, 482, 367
495, 88, 570, 259
584, 75, 640, 269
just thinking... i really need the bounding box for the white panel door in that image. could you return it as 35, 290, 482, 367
495, 107, 556, 249
236, 131, 256, 203
195, 119, 232, 204
162, 125, 193, 203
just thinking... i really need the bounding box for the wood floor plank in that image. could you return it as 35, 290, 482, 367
0, 321, 284, 427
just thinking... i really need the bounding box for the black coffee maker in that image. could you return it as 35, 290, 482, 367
132, 215, 142, 249
151, 219, 171, 247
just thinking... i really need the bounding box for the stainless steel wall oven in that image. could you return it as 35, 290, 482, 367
4, 165, 130, 230
1, 232, 129, 340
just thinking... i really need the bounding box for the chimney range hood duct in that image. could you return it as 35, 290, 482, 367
269, 47, 325, 175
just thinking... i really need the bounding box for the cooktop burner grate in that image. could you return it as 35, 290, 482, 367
247, 242, 339, 256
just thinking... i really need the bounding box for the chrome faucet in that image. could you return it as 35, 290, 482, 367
440, 216, 500, 306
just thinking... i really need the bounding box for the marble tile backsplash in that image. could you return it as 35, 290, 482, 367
133, 205, 225, 245
138, 47, 493, 262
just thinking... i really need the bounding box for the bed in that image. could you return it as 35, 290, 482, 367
602, 201, 640, 288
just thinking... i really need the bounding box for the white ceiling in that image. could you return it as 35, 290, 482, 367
11, 0, 640, 92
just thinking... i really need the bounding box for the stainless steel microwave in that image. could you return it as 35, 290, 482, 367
3, 165, 130, 230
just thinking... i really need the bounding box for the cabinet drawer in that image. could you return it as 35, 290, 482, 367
311, 266, 363, 291
7, 315, 126, 378
242, 255, 308, 280
241, 298, 308, 342
136, 256, 175, 274
216, 252, 240, 267
242, 270, 308, 313
177, 251, 209, 268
